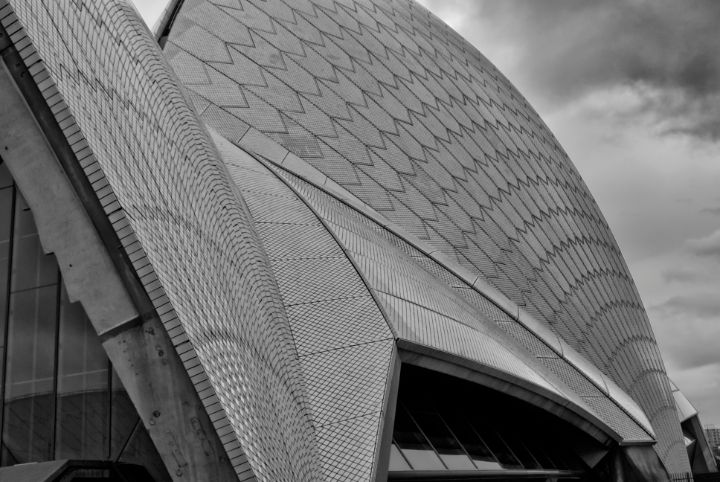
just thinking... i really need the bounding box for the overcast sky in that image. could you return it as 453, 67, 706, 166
132, 0, 720, 426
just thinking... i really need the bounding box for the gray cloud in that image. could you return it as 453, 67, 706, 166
418, 0, 720, 141
651, 295, 720, 320
686, 229, 720, 260
662, 268, 704, 284
700, 207, 720, 216
130, 0, 169, 28
650, 294, 720, 369
670, 364, 720, 428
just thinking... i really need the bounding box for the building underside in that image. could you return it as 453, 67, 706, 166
0, 0, 714, 481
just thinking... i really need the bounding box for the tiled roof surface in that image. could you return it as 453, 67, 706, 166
166, 0, 688, 472
2, 1, 320, 479
216, 131, 395, 480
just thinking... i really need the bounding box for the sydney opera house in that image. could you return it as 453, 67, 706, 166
0, 0, 715, 480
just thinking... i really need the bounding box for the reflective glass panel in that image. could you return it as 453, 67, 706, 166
0, 162, 12, 189
531, 446, 556, 469
412, 411, 474, 470
11, 195, 57, 292
0, 188, 12, 267
501, 432, 541, 469
444, 415, 502, 470
389, 444, 411, 471
56, 285, 109, 459
0, 181, 131, 467
3, 285, 58, 462
0, 175, 160, 472
394, 406, 445, 470
545, 442, 585, 470
110, 369, 139, 459
117, 420, 170, 481
390, 356, 596, 476
471, 426, 522, 469
0, 186, 12, 422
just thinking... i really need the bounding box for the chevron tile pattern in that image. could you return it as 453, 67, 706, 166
166, 0, 688, 471
279, 167, 654, 444
217, 133, 395, 481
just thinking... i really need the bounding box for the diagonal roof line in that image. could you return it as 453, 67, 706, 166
235, 124, 656, 440
153, 0, 185, 44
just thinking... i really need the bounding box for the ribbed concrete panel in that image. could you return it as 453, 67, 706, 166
214, 131, 395, 481
2, 1, 318, 480
166, 0, 687, 471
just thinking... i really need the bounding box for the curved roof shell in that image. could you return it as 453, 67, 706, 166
164, 0, 689, 473
0, 0, 690, 479
213, 129, 655, 478
1, 1, 318, 479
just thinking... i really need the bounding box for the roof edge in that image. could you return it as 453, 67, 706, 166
152, 0, 184, 44
0, 15, 239, 480
0, 3, 256, 478
234, 125, 656, 441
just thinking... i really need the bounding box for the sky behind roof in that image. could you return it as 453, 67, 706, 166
131, 0, 720, 426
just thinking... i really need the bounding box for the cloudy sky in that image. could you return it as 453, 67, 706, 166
131, 0, 720, 426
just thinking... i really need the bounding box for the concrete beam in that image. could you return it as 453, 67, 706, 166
0, 38, 236, 481
0, 62, 138, 334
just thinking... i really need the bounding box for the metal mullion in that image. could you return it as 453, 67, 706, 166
437, 413, 479, 469
404, 405, 450, 471
466, 422, 505, 469
9, 280, 65, 296
106, 358, 112, 459
391, 435, 413, 470
50, 268, 61, 459
493, 430, 526, 470
0, 182, 16, 463
114, 418, 142, 463
387, 468, 584, 480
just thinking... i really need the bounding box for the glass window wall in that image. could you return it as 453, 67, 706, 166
389, 364, 591, 478
394, 405, 445, 470
0, 166, 164, 477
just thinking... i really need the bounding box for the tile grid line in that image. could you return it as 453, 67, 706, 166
0, 3, 252, 478
244, 151, 400, 479
250, 137, 655, 441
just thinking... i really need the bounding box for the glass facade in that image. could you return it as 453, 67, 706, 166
389, 364, 589, 479
0, 161, 166, 479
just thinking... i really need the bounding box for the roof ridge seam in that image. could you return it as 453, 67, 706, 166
242, 132, 655, 440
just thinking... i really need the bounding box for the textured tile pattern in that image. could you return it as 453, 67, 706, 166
316, 414, 381, 481
286, 297, 391, 357
217, 132, 395, 481
166, 0, 688, 471
1, 2, 319, 480
280, 168, 655, 445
